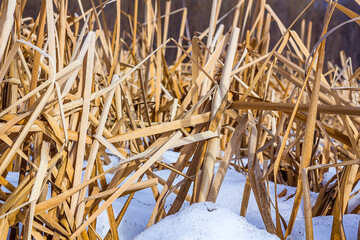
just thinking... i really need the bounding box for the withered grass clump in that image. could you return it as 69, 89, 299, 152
0, 0, 359, 239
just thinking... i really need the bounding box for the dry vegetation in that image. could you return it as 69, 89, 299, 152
0, 0, 359, 239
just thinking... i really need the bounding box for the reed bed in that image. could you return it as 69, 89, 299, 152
0, 0, 359, 239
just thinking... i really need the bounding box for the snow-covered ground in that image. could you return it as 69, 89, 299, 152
2, 151, 359, 239
96, 151, 360, 239
135, 202, 279, 240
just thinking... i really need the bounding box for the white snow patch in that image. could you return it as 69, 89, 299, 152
290, 214, 360, 240
1, 172, 19, 193
161, 151, 181, 164
134, 202, 279, 240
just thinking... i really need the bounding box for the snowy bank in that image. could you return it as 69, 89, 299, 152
88, 152, 360, 239
134, 202, 279, 240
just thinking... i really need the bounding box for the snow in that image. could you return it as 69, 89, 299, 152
1, 171, 19, 193
134, 202, 279, 240
4, 151, 359, 239
290, 214, 360, 240
161, 150, 181, 164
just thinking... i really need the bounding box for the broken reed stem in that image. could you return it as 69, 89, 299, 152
230, 101, 360, 116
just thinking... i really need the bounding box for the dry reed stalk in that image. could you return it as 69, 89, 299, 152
286, 4, 334, 238
198, 27, 240, 202
71, 31, 95, 217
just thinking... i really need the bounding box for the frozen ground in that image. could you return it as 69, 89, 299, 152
2, 151, 359, 239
